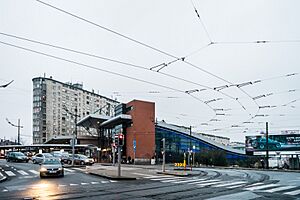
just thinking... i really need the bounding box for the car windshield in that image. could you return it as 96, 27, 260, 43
14, 152, 24, 156
43, 153, 53, 158
43, 159, 61, 165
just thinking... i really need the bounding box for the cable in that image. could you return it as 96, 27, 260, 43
0, 32, 246, 110
34, 0, 255, 116
0, 40, 219, 121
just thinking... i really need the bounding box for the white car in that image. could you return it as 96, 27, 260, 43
32, 153, 54, 164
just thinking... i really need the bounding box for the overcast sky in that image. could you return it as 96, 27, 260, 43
0, 0, 299, 144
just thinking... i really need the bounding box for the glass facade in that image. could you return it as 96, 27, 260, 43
155, 126, 247, 163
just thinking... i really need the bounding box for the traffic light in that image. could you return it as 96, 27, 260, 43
118, 134, 124, 146
114, 134, 119, 146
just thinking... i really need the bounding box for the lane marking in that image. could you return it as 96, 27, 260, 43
18, 170, 29, 176
91, 182, 99, 184
151, 177, 185, 181
29, 170, 39, 175
5, 171, 16, 176
284, 189, 300, 196
64, 168, 75, 172
58, 185, 67, 187
188, 179, 220, 185
214, 181, 247, 188
173, 178, 206, 184
264, 185, 297, 193
245, 183, 280, 191
81, 183, 89, 185
197, 181, 224, 187
110, 180, 118, 183
144, 175, 172, 179
70, 184, 78, 186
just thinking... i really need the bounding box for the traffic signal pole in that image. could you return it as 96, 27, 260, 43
266, 122, 269, 169
117, 145, 121, 177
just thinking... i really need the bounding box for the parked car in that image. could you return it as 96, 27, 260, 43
51, 151, 70, 163
66, 154, 94, 165
40, 158, 64, 178
32, 153, 54, 164
6, 152, 29, 162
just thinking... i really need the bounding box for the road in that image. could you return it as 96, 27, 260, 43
1, 159, 300, 199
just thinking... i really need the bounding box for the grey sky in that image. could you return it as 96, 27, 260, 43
0, 0, 299, 144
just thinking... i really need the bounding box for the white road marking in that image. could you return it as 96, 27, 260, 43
18, 170, 29, 176
245, 182, 264, 187
110, 180, 118, 183
2, 189, 8, 192
64, 168, 75, 172
245, 183, 280, 191
143, 175, 172, 179
173, 178, 206, 184
264, 185, 297, 193
284, 189, 300, 196
151, 177, 184, 181
73, 168, 85, 172
70, 184, 79, 186
188, 179, 220, 185
101, 181, 109, 183
214, 181, 247, 188
29, 170, 39, 175
226, 184, 246, 189
81, 183, 89, 185
91, 182, 99, 184
5, 171, 16, 176
197, 181, 224, 187
205, 191, 261, 200
58, 185, 67, 187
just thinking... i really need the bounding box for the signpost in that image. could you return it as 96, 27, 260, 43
116, 133, 124, 177
133, 139, 136, 165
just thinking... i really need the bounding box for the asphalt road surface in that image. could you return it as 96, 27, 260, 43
1, 160, 300, 200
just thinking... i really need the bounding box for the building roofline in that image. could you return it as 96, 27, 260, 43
32, 77, 119, 103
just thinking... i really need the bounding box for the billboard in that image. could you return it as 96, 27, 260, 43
246, 134, 300, 153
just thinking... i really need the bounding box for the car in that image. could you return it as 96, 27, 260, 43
6, 152, 29, 162
252, 138, 281, 149
32, 153, 54, 164
66, 154, 94, 165
51, 151, 70, 163
39, 158, 64, 178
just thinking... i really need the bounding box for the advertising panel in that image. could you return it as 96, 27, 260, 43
246, 134, 300, 153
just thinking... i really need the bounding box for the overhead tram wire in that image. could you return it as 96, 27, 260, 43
0, 32, 243, 107
34, 0, 252, 113
0, 40, 218, 121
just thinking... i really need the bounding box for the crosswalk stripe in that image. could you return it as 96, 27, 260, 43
197, 181, 224, 187
64, 168, 75, 172
245, 182, 264, 187
91, 182, 99, 184
144, 175, 172, 179
214, 181, 247, 188
81, 183, 89, 185
70, 184, 78, 186
226, 184, 246, 189
161, 178, 189, 183
73, 168, 85, 171
5, 171, 16, 176
188, 179, 220, 185
264, 185, 297, 193
17, 170, 29, 176
110, 180, 118, 183
151, 177, 184, 181
29, 170, 39, 175
58, 185, 67, 187
173, 178, 206, 184
245, 183, 280, 191
284, 189, 300, 196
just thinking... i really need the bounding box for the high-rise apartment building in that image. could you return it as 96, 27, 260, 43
32, 76, 119, 144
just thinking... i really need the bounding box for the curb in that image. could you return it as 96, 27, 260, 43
88, 172, 137, 180
156, 171, 192, 177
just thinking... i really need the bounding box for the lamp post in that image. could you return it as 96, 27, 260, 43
162, 138, 165, 172
6, 118, 23, 145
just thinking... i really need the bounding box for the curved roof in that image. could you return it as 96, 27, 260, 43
156, 121, 245, 155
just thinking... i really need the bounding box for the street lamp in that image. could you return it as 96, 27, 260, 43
0, 80, 14, 88
6, 118, 23, 145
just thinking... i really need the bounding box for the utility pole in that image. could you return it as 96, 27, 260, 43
162, 138, 165, 172
266, 122, 269, 169
188, 126, 192, 167
63, 105, 79, 166
6, 118, 23, 145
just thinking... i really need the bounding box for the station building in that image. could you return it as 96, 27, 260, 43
77, 99, 247, 164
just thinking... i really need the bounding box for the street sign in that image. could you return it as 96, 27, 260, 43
133, 139, 136, 152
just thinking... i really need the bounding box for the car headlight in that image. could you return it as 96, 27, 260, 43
58, 167, 63, 171
40, 167, 47, 172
